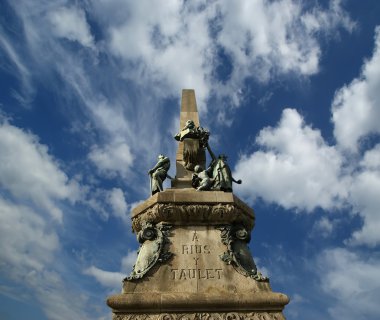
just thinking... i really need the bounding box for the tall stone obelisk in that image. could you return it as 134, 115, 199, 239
107, 89, 289, 319
172, 89, 206, 188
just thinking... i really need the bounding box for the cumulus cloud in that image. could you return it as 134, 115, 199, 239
0, 119, 97, 317
317, 248, 380, 320
84, 266, 125, 289
48, 6, 95, 48
106, 188, 129, 222
234, 107, 380, 247
234, 108, 348, 211
96, 0, 353, 108
332, 26, 380, 152
84, 250, 137, 288
234, 24, 380, 247
0, 120, 79, 221
5, 0, 355, 185
89, 142, 134, 179
0, 197, 90, 320
217, 0, 353, 82
0, 197, 59, 274
348, 145, 380, 246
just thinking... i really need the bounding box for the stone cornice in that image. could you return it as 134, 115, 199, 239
131, 189, 255, 233
107, 292, 289, 313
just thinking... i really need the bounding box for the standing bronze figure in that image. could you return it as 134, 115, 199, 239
148, 155, 170, 195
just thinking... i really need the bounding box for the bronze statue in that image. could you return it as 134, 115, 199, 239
174, 120, 209, 170
148, 154, 170, 195
208, 154, 242, 192
192, 165, 213, 191
191, 143, 242, 192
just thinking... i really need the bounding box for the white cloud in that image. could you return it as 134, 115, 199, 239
84, 266, 125, 289
234, 108, 348, 211
0, 197, 89, 320
48, 6, 95, 48
106, 0, 213, 107
348, 145, 380, 246
106, 188, 129, 222
332, 26, 380, 152
232, 26, 380, 247
0, 121, 79, 221
89, 142, 134, 179
84, 250, 137, 288
97, 0, 353, 108
234, 108, 380, 247
121, 251, 138, 273
0, 197, 59, 275
317, 248, 380, 320
311, 217, 335, 238
0, 31, 34, 106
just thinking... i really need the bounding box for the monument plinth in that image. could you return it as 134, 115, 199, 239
107, 89, 289, 319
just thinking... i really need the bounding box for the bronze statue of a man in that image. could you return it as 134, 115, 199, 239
174, 120, 209, 171
148, 155, 170, 195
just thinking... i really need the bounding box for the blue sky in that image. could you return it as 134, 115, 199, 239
0, 0, 379, 319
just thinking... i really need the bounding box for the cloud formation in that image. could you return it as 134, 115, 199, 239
48, 6, 95, 48
0, 120, 79, 221
332, 26, 380, 152
234, 108, 348, 211
234, 26, 380, 248
96, 0, 354, 107
0, 120, 96, 319
317, 248, 380, 320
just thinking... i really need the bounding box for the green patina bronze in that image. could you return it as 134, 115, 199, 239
148, 154, 170, 195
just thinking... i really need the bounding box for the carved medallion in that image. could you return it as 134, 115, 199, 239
218, 225, 268, 282
125, 222, 173, 281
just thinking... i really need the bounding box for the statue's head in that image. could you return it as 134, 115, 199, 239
158, 154, 165, 160
194, 165, 203, 173
219, 154, 228, 161
185, 120, 195, 128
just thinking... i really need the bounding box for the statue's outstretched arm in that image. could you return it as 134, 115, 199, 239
206, 143, 216, 161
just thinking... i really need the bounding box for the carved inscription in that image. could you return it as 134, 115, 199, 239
171, 268, 222, 280
182, 244, 210, 254
172, 230, 223, 280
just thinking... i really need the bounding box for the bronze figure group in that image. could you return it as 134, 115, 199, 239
148, 119, 241, 195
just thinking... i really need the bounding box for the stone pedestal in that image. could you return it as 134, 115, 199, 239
107, 189, 289, 319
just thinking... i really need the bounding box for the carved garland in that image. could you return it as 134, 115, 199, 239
113, 312, 284, 320
132, 203, 255, 233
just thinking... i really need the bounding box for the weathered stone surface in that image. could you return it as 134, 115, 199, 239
108, 223, 289, 315
107, 89, 289, 319
172, 89, 206, 187
113, 312, 285, 320
131, 189, 255, 233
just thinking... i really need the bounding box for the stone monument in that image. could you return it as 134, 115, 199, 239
106, 89, 289, 319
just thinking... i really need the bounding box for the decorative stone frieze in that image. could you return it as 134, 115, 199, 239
113, 312, 285, 320
132, 190, 255, 233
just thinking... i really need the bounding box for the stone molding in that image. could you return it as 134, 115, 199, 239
132, 203, 255, 233
113, 312, 284, 320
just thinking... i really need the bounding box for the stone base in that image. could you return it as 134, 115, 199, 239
113, 311, 285, 320
107, 189, 289, 319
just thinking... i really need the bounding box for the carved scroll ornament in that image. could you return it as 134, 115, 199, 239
124, 222, 173, 281
218, 224, 268, 282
